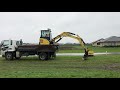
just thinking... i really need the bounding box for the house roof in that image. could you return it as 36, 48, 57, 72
92, 36, 120, 44
92, 38, 105, 44
102, 36, 120, 42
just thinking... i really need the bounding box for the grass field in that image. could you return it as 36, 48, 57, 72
0, 55, 120, 78
58, 45, 120, 53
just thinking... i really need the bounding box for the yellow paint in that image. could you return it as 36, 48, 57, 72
88, 50, 94, 56
40, 38, 50, 45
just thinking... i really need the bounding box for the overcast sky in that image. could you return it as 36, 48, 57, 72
0, 12, 120, 44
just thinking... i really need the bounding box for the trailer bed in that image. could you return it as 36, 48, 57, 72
17, 45, 58, 52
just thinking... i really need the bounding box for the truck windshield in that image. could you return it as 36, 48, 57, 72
2, 40, 9, 46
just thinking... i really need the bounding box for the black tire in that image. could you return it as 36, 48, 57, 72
39, 52, 47, 60
5, 53, 13, 60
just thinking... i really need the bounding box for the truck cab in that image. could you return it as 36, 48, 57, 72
1, 39, 22, 58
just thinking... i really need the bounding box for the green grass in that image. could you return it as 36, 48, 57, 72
58, 45, 120, 53
0, 55, 120, 78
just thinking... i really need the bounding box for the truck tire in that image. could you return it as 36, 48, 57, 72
5, 52, 13, 60
39, 52, 47, 60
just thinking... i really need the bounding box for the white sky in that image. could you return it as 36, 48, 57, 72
0, 12, 120, 44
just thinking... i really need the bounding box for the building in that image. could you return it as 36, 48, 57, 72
92, 38, 105, 47
92, 36, 120, 47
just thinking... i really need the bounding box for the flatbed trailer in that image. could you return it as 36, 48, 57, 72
4, 44, 58, 60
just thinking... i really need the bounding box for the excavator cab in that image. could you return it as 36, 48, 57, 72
40, 29, 52, 45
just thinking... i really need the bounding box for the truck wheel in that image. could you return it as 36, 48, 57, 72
5, 53, 13, 60
39, 52, 47, 60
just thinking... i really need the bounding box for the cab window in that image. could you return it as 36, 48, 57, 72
3, 40, 9, 46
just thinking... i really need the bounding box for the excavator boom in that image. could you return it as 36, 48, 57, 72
50, 32, 94, 60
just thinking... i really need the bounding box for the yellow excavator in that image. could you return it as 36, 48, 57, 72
39, 29, 94, 60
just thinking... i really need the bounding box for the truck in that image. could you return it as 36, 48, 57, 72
0, 29, 94, 60
0, 29, 58, 60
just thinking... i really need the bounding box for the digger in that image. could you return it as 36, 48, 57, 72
40, 29, 94, 60
1, 28, 94, 60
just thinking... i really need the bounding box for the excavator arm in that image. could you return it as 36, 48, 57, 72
50, 32, 94, 60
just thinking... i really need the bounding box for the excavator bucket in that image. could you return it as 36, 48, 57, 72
82, 49, 94, 60
88, 50, 94, 56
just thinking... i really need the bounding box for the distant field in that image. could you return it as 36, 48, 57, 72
0, 55, 120, 78
58, 45, 120, 53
